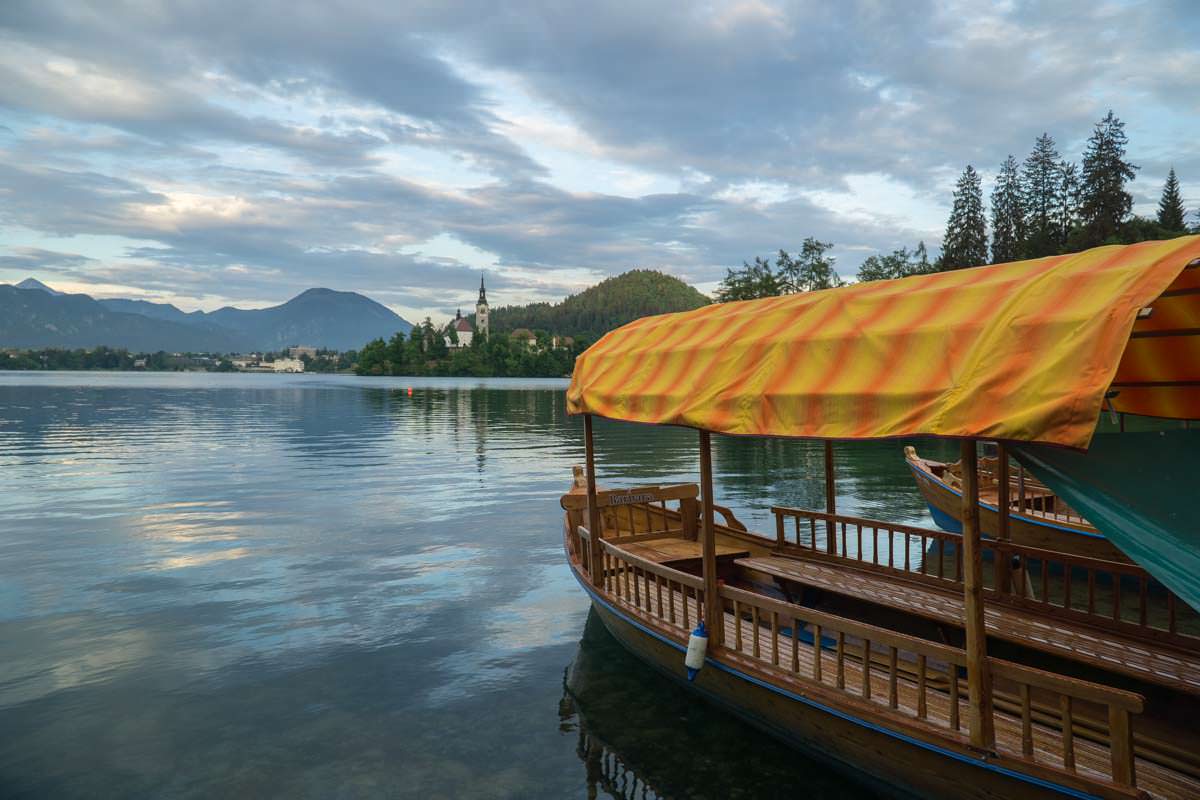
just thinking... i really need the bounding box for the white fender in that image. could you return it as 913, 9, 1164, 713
685, 621, 708, 681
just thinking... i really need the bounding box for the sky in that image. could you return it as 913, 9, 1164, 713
1, 1, 1198, 324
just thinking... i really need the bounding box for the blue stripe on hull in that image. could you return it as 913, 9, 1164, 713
927, 501, 963, 533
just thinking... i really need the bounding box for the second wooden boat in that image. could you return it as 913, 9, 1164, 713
904, 445, 1127, 562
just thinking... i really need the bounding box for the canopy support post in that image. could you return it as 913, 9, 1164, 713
824, 441, 836, 554
584, 414, 603, 587
961, 440, 995, 750
699, 430, 724, 646
995, 443, 1012, 594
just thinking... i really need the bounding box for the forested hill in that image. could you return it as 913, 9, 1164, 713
480, 270, 710, 339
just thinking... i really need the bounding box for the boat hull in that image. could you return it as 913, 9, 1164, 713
575, 569, 1088, 800
906, 457, 1126, 562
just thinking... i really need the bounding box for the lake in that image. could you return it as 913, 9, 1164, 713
0, 372, 957, 798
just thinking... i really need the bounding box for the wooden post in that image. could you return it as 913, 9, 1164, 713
1017, 464, 1026, 514
824, 440, 836, 554
961, 440, 995, 750
699, 430, 724, 645
995, 443, 1012, 594
584, 415, 603, 587
1109, 706, 1136, 787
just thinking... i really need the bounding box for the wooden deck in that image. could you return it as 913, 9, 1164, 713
739, 555, 1200, 696
618, 538, 748, 566
605, 555, 1200, 800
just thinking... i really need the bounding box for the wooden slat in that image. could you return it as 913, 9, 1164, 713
1020, 683, 1033, 757
812, 623, 823, 682
888, 646, 899, 708
1062, 695, 1076, 771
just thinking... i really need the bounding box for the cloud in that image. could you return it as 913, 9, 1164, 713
0, 246, 97, 272
1, 0, 1198, 317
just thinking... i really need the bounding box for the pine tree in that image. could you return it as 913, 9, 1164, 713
1022, 133, 1061, 257
793, 238, 842, 291
1157, 167, 1186, 231
941, 165, 988, 269
1080, 110, 1138, 246
1053, 160, 1081, 249
990, 155, 1025, 263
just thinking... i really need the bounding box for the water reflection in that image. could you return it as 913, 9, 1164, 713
561, 611, 879, 800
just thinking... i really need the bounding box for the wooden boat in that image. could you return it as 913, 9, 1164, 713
559, 238, 1200, 799
904, 446, 1127, 562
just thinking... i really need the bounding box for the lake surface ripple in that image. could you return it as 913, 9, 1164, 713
0, 373, 950, 798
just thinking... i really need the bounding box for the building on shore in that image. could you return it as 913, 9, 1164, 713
271, 358, 305, 373
289, 345, 318, 359
510, 328, 537, 349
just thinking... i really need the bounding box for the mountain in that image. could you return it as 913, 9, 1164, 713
0, 285, 241, 352
0, 282, 412, 352
98, 297, 209, 325
204, 288, 411, 351
481, 269, 711, 340
16, 277, 62, 295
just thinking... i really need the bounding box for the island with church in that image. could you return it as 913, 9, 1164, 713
353, 269, 710, 378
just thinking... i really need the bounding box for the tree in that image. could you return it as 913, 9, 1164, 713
1080, 110, 1138, 245
941, 165, 988, 269
990, 155, 1025, 263
856, 242, 933, 282
1020, 134, 1061, 257
1053, 160, 1081, 249
785, 238, 842, 292
715, 256, 780, 301
1157, 167, 1186, 232
715, 242, 841, 301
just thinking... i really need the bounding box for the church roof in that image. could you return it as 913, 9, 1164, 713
452, 317, 473, 332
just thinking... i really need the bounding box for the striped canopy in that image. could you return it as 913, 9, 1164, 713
567, 237, 1200, 449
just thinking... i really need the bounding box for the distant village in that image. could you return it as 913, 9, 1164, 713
0, 345, 349, 373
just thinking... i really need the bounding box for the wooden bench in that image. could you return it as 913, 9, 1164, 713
737, 554, 1200, 697
622, 538, 750, 569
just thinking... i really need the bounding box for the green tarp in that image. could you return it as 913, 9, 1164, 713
1012, 430, 1200, 612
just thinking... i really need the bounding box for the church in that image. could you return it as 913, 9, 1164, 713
446, 276, 489, 349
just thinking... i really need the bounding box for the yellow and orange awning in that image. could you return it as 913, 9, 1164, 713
566, 236, 1200, 449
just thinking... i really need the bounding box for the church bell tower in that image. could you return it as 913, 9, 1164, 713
476, 274, 489, 340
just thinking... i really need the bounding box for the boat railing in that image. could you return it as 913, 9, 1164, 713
716, 582, 1144, 791
988, 659, 1142, 788
771, 506, 1199, 648
597, 536, 707, 637
772, 505, 965, 585
562, 484, 700, 541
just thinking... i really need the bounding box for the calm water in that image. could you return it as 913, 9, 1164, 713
0, 373, 955, 799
